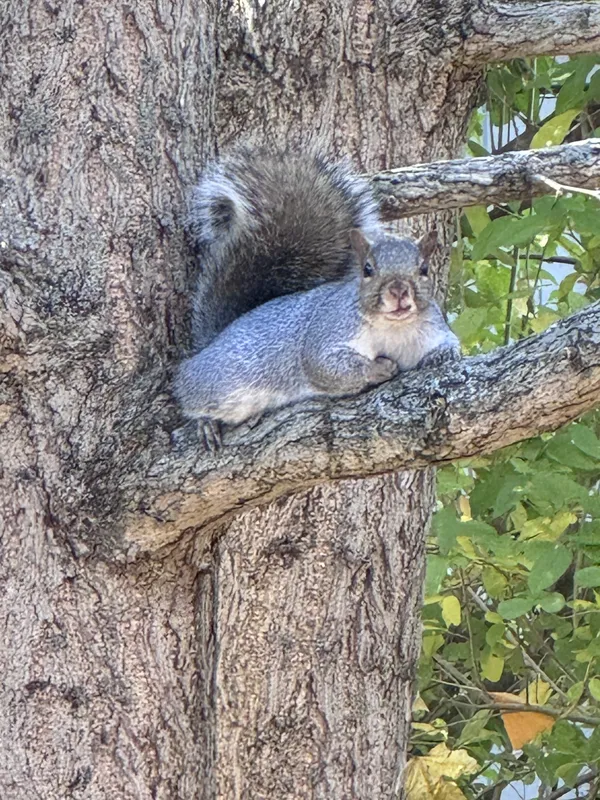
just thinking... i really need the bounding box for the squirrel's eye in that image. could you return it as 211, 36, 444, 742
363, 262, 374, 278
419, 261, 429, 277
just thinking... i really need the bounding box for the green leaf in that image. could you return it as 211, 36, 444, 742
451, 307, 489, 345
545, 435, 600, 471
526, 472, 587, 514
497, 597, 533, 619
555, 58, 592, 114
569, 423, 600, 459
432, 509, 501, 553
550, 719, 589, 755
585, 724, 600, 763
555, 763, 586, 787
475, 262, 511, 303
576, 566, 600, 588
457, 710, 492, 746
538, 593, 566, 614
589, 677, 600, 702
531, 109, 580, 148
527, 545, 572, 594
485, 623, 506, 647
471, 215, 548, 261
468, 141, 490, 157
482, 567, 508, 599
480, 649, 504, 682
566, 682, 584, 703
425, 555, 448, 596
571, 521, 600, 546
465, 205, 490, 235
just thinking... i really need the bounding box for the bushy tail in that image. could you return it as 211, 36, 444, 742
189, 148, 382, 350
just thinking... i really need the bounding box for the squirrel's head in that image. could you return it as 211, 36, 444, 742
350, 230, 436, 324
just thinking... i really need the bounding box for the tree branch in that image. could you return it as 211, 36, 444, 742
371, 139, 600, 220
124, 301, 600, 552
465, 1, 600, 64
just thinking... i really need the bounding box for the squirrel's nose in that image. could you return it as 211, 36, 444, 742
388, 284, 410, 301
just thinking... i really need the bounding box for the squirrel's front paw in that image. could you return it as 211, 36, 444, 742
418, 344, 462, 369
367, 356, 398, 385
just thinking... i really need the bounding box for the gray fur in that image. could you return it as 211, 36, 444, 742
178, 152, 460, 445
175, 237, 460, 429
188, 149, 381, 350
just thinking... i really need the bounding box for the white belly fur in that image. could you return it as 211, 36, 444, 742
349, 319, 451, 371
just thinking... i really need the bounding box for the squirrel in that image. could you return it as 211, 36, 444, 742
175, 149, 460, 450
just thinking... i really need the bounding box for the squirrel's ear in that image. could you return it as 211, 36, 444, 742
349, 229, 371, 265
418, 230, 437, 261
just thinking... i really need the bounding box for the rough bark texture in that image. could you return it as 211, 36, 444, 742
373, 139, 600, 219
2, 0, 600, 798
198, 476, 432, 798
466, 1, 600, 63
1, 1, 215, 797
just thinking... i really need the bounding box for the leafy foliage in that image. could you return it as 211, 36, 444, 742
414, 56, 600, 800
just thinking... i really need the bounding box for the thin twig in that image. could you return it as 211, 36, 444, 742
505, 246, 519, 345
532, 174, 600, 202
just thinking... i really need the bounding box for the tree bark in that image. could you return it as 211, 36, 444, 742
1, 1, 216, 797
373, 139, 600, 219
465, 1, 600, 63
199, 476, 431, 798
2, 1, 600, 798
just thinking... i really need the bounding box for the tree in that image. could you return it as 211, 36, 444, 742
1, 1, 599, 798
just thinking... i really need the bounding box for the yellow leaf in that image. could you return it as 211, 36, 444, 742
520, 518, 550, 542
424, 595, 444, 606
458, 495, 472, 521
510, 502, 528, 532
567, 681, 584, 703
413, 694, 429, 713
436, 783, 470, 800
405, 744, 478, 800
456, 536, 477, 557
512, 296, 529, 318
530, 309, 561, 334
488, 691, 555, 749
419, 743, 479, 781
423, 633, 445, 658
571, 599, 596, 610
464, 206, 490, 236
519, 679, 552, 706
549, 511, 578, 538
413, 722, 440, 733
405, 758, 438, 800
441, 596, 462, 627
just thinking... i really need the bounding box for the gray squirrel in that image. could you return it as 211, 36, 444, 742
175, 149, 460, 450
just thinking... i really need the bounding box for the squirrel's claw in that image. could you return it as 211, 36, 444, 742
199, 418, 222, 453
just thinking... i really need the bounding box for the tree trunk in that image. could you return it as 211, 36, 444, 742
2, 0, 597, 798
1, 1, 216, 796
199, 475, 432, 798
204, 3, 479, 796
